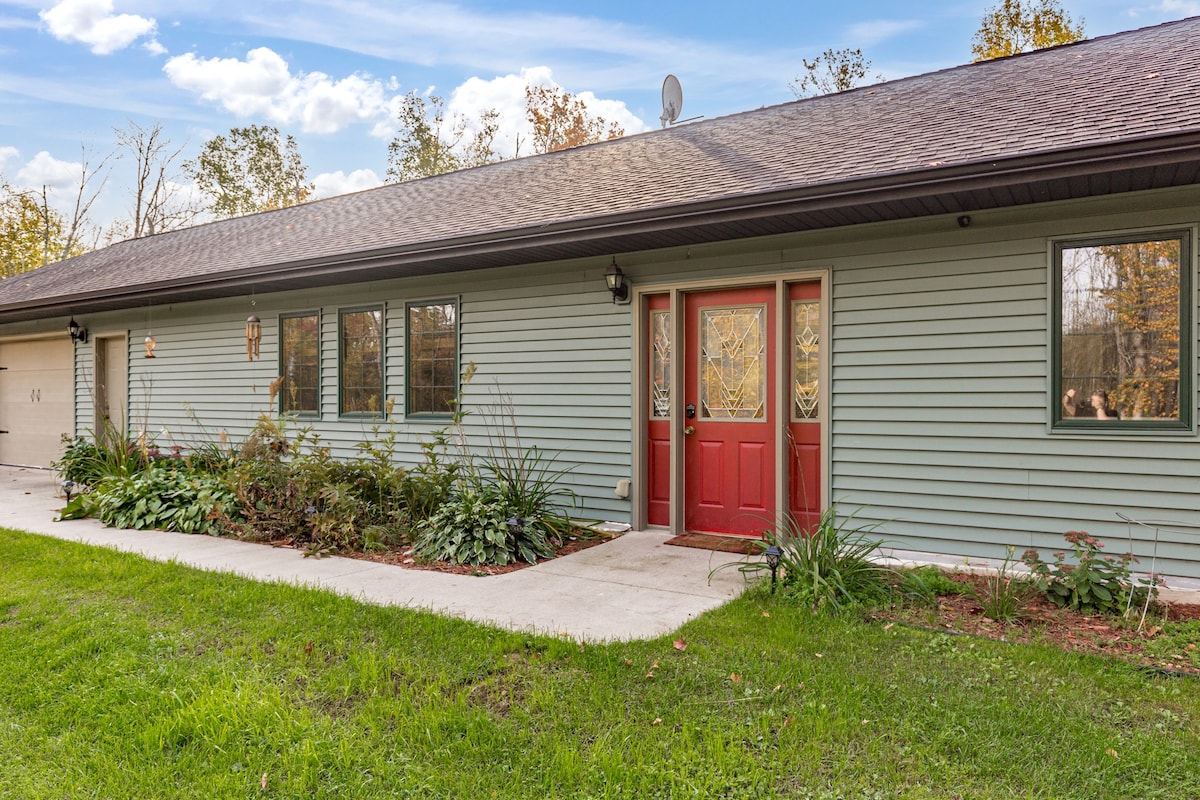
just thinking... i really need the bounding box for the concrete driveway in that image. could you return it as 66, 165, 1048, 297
0, 466, 751, 642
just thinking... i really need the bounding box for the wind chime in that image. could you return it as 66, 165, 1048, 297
246, 314, 262, 360
144, 303, 157, 358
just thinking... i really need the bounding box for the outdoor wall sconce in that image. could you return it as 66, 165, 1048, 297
67, 318, 88, 344
144, 332, 157, 358
605, 258, 630, 304
246, 314, 262, 361
764, 545, 783, 592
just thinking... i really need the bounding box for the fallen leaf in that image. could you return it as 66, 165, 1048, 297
261, 772, 268, 790
814, 653, 823, 658
673, 638, 688, 651
762, 612, 771, 618
303, 641, 314, 655
730, 673, 742, 683
1106, 748, 1119, 759
624, 658, 634, 666
652, 717, 663, 725
883, 622, 895, 631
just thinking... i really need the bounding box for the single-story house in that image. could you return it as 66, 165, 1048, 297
4, 18, 1200, 576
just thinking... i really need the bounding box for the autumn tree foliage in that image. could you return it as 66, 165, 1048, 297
789, 48, 881, 98
385, 92, 499, 183
386, 83, 624, 183
1, 183, 66, 278
186, 125, 313, 218
525, 84, 624, 154
971, 0, 1084, 62
0, 171, 93, 278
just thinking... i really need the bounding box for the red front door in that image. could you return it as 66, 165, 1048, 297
683, 287, 777, 535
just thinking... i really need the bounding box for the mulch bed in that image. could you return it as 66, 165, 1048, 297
269, 532, 618, 576
664, 532, 763, 555
870, 572, 1200, 676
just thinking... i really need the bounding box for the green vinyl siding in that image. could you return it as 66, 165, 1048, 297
21, 185, 1200, 577
821, 193, 1200, 578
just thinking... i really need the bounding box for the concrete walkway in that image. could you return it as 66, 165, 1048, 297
0, 466, 750, 642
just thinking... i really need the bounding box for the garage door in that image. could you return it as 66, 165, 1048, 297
0, 338, 75, 468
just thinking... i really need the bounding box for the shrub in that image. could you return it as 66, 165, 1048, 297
218, 416, 412, 553
898, 565, 966, 606
1022, 531, 1151, 616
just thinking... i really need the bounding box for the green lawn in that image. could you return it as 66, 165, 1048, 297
1, 528, 1197, 799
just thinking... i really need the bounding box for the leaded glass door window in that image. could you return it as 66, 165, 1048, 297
650, 309, 671, 418
792, 300, 820, 420
698, 305, 767, 421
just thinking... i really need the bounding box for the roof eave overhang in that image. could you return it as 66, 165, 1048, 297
6, 130, 1200, 322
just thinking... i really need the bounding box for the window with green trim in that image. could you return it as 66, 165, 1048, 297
339, 306, 384, 416
279, 311, 320, 415
406, 300, 458, 416
1053, 230, 1191, 430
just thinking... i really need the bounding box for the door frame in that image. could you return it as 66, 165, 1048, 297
631, 269, 831, 534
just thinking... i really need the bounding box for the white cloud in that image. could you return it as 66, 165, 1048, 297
0, 146, 19, 172
163, 47, 392, 134
439, 67, 646, 159
16, 150, 80, 190
845, 19, 924, 47
1155, 0, 1200, 14
313, 168, 383, 198
40, 0, 158, 55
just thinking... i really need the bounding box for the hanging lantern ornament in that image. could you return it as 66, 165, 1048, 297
144, 332, 157, 358
246, 314, 262, 361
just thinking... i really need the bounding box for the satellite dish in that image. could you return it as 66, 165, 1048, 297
660, 74, 682, 128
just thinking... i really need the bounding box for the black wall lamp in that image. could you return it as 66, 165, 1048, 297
605, 258, 630, 304
67, 317, 88, 344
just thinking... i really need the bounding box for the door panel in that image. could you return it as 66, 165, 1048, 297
646, 295, 672, 526
95, 334, 128, 436
684, 286, 776, 535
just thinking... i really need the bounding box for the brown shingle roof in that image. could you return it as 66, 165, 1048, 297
5, 16, 1200, 319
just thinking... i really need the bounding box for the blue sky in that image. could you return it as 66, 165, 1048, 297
1, 0, 1197, 234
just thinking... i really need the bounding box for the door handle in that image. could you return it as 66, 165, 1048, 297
683, 426, 695, 435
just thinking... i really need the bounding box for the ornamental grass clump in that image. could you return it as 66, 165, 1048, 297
716, 506, 892, 613
966, 546, 1038, 623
